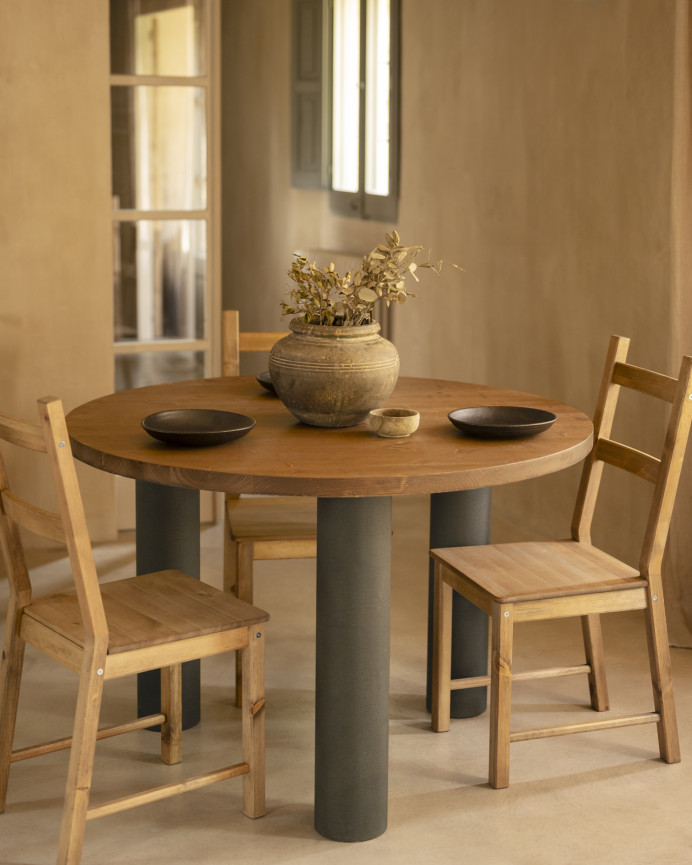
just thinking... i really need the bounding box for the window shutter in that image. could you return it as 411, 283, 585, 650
291, 0, 326, 189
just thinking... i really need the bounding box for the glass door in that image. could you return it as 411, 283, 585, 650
110, 0, 220, 526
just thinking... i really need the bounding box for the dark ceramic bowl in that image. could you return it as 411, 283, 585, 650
142, 409, 256, 446
256, 371, 277, 396
448, 406, 557, 438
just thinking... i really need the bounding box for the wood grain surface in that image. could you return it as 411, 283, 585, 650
66, 376, 593, 497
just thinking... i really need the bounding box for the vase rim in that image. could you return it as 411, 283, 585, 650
289, 317, 381, 337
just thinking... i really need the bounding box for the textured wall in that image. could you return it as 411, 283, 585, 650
663, 1, 692, 646
0, 0, 115, 542
399, 0, 680, 562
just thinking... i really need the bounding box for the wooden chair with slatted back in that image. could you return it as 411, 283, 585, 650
0, 397, 269, 865
222, 309, 317, 705
431, 335, 692, 788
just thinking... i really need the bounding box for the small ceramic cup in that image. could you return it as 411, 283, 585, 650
369, 407, 420, 438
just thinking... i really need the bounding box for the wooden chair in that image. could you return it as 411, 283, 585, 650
222, 309, 317, 705
0, 397, 269, 865
431, 335, 692, 788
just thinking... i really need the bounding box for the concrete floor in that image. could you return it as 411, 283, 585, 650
2, 495, 691, 865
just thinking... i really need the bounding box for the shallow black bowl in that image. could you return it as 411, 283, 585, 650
142, 409, 256, 446
256, 371, 277, 396
448, 406, 557, 439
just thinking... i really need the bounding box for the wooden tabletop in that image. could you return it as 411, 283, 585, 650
66, 376, 593, 497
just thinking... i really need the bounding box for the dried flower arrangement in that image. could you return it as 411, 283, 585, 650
281, 230, 460, 327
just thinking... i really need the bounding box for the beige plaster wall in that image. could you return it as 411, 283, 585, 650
0, 0, 115, 543
222, 0, 692, 641
396, 0, 677, 552
664, 1, 692, 646
221, 0, 292, 331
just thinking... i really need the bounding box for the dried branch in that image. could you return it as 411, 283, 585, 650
282, 230, 462, 326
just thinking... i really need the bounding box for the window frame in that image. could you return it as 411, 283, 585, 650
291, 0, 400, 222
110, 0, 221, 380
329, 0, 400, 221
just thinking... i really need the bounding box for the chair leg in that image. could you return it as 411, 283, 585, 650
57, 659, 105, 865
643, 584, 680, 763
160, 664, 183, 765
0, 601, 26, 812
431, 563, 453, 733
581, 613, 609, 711
233, 542, 254, 708
222, 520, 239, 596
489, 603, 513, 789
241, 626, 266, 819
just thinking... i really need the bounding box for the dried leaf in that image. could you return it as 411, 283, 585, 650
358, 287, 378, 302
283, 232, 459, 325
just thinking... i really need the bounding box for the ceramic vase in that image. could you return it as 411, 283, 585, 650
268, 318, 400, 427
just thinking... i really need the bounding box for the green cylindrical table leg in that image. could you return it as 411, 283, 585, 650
314, 496, 392, 842
427, 488, 492, 717
135, 480, 201, 729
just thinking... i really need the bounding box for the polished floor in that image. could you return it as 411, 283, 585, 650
2, 495, 692, 865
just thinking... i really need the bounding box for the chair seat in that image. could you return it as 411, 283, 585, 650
24, 570, 269, 654
431, 540, 642, 604
225, 496, 317, 542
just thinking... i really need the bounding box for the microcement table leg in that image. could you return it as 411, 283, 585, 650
135, 480, 201, 729
314, 497, 391, 842
427, 488, 492, 717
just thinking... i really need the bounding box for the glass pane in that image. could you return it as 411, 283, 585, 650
114, 220, 206, 342
332, 0, 360, 194
110, 0, 206, 77
112, 85, 207, 210
364, 0, 390, 196
115, 351, 205, 391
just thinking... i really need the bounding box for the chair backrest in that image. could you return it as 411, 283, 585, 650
0, 397, 107, 642
222, 309, 287, 377
571, 335, 692, 576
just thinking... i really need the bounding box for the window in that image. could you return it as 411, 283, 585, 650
292, 0, 400, 221
330, 0, 399, 220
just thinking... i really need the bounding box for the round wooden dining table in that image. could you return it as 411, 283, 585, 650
67, 375, 593, 843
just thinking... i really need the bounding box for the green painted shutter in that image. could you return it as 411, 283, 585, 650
292, 0, 327, 188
